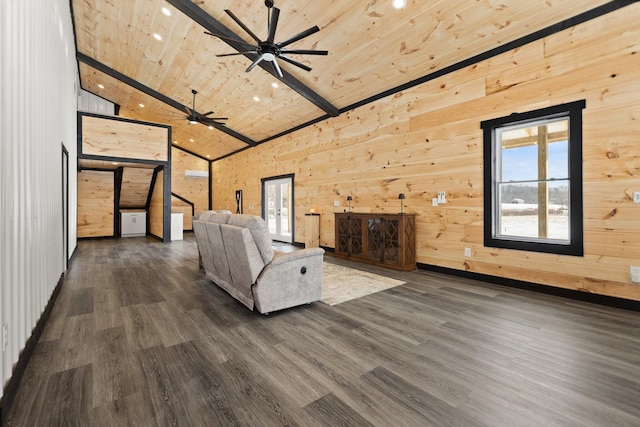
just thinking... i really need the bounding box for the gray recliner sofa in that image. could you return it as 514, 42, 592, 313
193, 211, 324, 314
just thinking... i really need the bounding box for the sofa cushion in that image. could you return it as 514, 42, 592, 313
226, 215, 274, 264
219, 225, 264, 309
205, 222, 233, 286
195, 210, 232, 221
206, 213, 231, 224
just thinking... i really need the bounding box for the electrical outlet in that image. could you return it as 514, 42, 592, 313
631, 266, 640, 284
634, 192, 640, 204
432, 198, 439, 207
334, 200, 340, 207
2, 323, 7, 351
437, 191, 446, 204
464, 247, 471, 257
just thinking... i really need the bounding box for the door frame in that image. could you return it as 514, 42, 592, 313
61, 143, 69, 272
261, 173, 295, 243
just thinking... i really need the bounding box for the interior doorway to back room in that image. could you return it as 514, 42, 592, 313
262, 174, 294, 243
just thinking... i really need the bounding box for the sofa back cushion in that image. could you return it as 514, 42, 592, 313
220, 225, 264, 308
205, 222, 233, 286
226, 215, 274, 264
195, 210, 232, 221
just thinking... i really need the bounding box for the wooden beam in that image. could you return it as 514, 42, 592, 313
537, 125, 549, 239
502, 130, 568, 149
165, 0, 339, 117
76, 52, 257, 147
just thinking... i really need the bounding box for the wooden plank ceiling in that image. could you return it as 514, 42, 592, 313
72, 0, 611, 160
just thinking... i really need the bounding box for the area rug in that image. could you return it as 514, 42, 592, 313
321, 262, 405, 306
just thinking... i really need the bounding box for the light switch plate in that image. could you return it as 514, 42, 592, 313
631, 266, 640, 284
432, 198, 438, 206
334, 200, 340, 207
634, 192, 640, 204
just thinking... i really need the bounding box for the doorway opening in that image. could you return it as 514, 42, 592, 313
262, 174, 294, 243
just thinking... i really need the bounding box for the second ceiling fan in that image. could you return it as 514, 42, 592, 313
184, 89, 227, 127
207, 0, 328, 78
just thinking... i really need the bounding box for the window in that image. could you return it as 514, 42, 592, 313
481, 100, 585, 256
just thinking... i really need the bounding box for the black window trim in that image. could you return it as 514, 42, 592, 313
481, 99, 586, 256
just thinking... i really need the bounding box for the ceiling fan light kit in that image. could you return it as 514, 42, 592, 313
208, 1, 328, 78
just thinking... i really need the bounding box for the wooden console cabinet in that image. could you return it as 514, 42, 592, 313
334, 213, 416, 271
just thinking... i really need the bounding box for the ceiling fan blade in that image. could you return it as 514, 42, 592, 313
200, 111, 214, 117
196, 117, 224, 127
245, 54, 265, 73
267, 7, 280, 44
225, 9, 262, 44
203, 31, 256, 49
280, 49, 328, 56
278, 55, 312, 72
216, 51, 256, 57
277, 26, 320, 48
201, 117, 228, 122
271, 58, 284, 78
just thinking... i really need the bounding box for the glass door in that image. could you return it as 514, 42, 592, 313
263, 176, 293, 243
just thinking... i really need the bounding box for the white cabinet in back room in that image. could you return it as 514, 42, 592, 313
121, 210, 146, 237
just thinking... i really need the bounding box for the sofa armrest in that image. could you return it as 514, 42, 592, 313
269, 248, 325, 266
253, 248, 325, 314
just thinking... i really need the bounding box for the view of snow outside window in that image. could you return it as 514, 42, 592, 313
498, 120, 570, 241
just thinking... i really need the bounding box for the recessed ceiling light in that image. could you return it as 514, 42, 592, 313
271, 82, 279, 89
112, 162, 119, 165
253, 96, 260, 102
392, 0, 406, 9
173, 140, 178, 144
161, 7, 171, 16
98, 84, 104, 89
206, 155, 210, 158
190, 138, 194, 142
208, 126, 213, 129
153, 33, 162, 41
139, 103, 145, 108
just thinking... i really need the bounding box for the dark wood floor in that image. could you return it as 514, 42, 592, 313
6, 235, 640, 426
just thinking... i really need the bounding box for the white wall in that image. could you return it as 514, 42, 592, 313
78, 88, 115, 115
1, 0, 78, 398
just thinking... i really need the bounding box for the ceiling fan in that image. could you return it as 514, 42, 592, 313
206, 0, 328, 78
183, 89, 227, 126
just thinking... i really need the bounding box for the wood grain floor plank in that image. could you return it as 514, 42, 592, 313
304, 392, 374, 427
33, 364, 93, 427
67, 287, 95, 316
92, 326, 139, 405
6, 235, 640, 426
91, 392, 158, 427
362, 365, 486, 427
121, 304, 164, 352
135, 344, 199, 426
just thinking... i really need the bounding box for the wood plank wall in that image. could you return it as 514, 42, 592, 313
81, 115, 169, 161
171, 147, 209, 229
148, 170, 164, 239
212, 5, 640, 302
77, 170, 114, 238
120, 167, 154, 208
